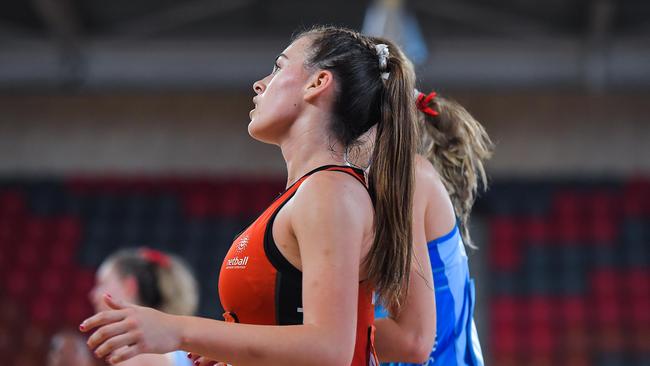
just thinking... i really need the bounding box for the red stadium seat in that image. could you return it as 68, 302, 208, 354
630, 297, 650, 331
489, 217, 522, 271
491, 296, 520, 326
552, 216, 583, 243
552, 191, 582, 220
587, 215, 617, 244
623, 178, 650, 217
590, 269, 618, 298
0, 191, 27, 217
63, 298, 94, 327
560, 297, 587, 328
217, 181, 247, 216
527, 296, 553, 326
492, 324, 519, 355
521, 216, 550, 244
526, 324, 554, 357
22, 218, 51, 245
593, 297, 621, 328
586, 191, 617, 219
5, 268, 32, 301
47, 243, 75, 268
624, 269, 650, 300
184, 190, 211, 217
53, 216, 81, 243
490, 238, 521, 271
29, 295, 60, 328
246, 181, 284, 215
72, 268, 96, 296
39, 268, 68, 294
0, 217, 23, 247
16, 243, 43, 269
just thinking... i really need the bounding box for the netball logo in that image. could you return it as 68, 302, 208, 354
235, 235, 249, 254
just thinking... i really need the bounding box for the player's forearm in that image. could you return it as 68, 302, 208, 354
374, 317, 432, 364
176, 316, 354, 366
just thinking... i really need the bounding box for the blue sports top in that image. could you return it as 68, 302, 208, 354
375, 224, 484, 366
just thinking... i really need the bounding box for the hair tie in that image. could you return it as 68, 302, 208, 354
416, 91, 439, 117
139, 247, 171, 268
374, 44, 390, 80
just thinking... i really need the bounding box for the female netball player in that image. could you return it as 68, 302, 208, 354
80, 26, 425, 366
374, 90, 493, 365
88, 248, 198, 366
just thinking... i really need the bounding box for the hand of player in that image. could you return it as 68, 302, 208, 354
80, 293, 181, 364
187, 352, 228, 366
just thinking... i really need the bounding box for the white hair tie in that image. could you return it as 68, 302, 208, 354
374, 44, 390, 80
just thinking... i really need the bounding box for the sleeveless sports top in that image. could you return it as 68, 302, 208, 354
375, 224, 484, 366
219, 165, 379, 366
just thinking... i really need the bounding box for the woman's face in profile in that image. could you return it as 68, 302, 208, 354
89, 262, 136, 313
248, 36, 314, 145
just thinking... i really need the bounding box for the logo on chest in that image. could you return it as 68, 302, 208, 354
226, 256, 249, 268
226, 235, 250, 269
235, 235, 249, 254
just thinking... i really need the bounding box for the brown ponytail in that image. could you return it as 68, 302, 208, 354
417, 94, 494, 248
298, 27, 416, 313
366, 38, 416, 314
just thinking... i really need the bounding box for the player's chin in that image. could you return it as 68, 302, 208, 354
247, 120, 276, 144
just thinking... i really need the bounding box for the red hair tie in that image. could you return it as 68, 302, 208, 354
139, 248, 171, 268
416, 91, 439, 117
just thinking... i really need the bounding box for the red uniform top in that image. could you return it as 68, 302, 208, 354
219, 165, 378, 366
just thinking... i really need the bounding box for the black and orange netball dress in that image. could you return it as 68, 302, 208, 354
218, 165, 378, 366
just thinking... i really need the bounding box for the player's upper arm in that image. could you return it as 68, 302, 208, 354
288, 171, 373, 362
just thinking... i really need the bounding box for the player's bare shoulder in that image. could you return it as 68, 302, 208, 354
414, 154, 444, 192
414, 154, 454, 216
292, 169, 373, 226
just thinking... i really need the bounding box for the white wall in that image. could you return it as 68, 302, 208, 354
0, 93, 284, 176
1, 91, 649, 177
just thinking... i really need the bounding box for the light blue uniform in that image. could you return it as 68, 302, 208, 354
375, 225, 484, 366
171, 350, 193, 366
